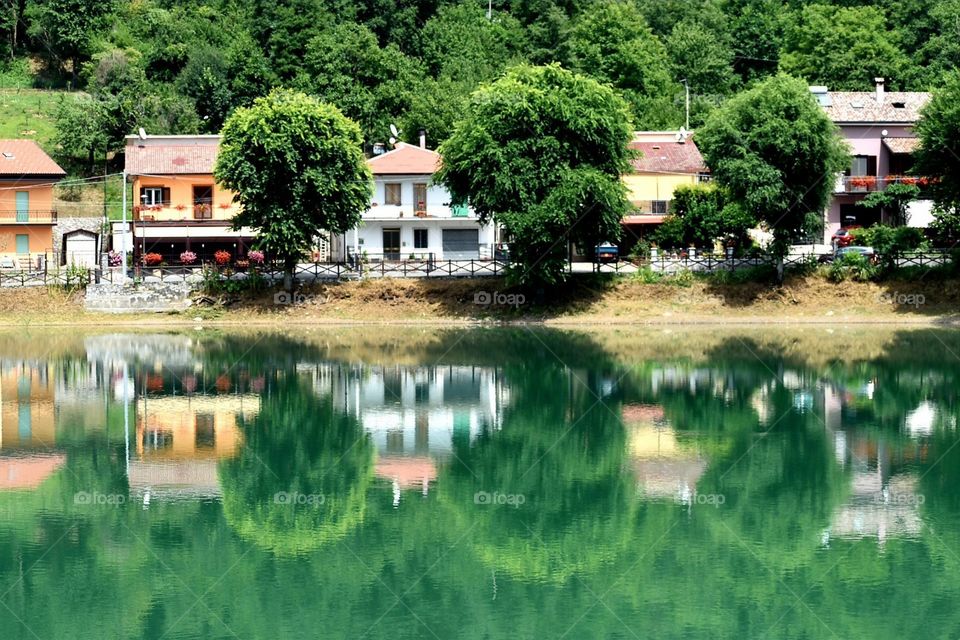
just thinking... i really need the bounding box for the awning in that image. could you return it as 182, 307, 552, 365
883, 138, 920, 154
622, 215, 666, 224
133, 225, 257, 239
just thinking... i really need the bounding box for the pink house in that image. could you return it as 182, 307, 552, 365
813, 79, 932, 243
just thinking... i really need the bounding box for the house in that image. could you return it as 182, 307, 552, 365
621, 131, 710, 247
332, 140, 497, 261
812, 79, 932, 242
0, 140, 65, 266
122, 134, 257, 264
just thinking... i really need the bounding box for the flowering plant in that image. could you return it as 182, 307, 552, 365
247, 250, 265, 264
180, 251, 197, 265
107, 250, 123, 267
144, 252, 163, 266
214, 250, 231, 265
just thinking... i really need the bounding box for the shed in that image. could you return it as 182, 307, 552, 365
62, 229, 99, 267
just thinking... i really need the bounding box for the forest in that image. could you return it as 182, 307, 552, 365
1, 0, 957, 173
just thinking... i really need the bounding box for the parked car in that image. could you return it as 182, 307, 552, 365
831, 225, 862, 247
494, 243, 510, 262
0, 256, 19, 271
818, 246, 877, 264
595, 242, 619, 263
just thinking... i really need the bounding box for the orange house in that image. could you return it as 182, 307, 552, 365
124, 134, 256, 263
0, 140, 65, 265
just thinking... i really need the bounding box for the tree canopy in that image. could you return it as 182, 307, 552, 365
915, 71, 960, 215
437, 63, 633, 285
696, 73, 849, 265
214, 89, 373, 287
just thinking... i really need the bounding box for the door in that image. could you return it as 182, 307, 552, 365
441, 229, 479, 260
15, 191, 28, 222
193, 185, 214, 219
382, 228, 401, 260
15, 234, 29, 255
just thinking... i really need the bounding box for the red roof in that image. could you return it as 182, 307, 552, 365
368, 142, 440, 175
0, 140, 65, 177
629, 140, 706, 174
125, 136, 220, 175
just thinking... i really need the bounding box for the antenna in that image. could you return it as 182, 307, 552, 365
138, 127, 147, 140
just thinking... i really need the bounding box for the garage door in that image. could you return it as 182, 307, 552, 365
441, 229, 479, 260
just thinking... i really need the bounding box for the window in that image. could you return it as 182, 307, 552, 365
652, 200, 668, 214
142, 187, 164, 206
414, 183, 427, 211
385, 183, 401, 205
414, 229, 428, 249
697, 173, 712, 184
849, 156, 876, 177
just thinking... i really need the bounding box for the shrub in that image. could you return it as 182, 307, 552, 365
214, 250, 231, 265
828, 252, 877, 282
633, 266, 663, 283
180, 251, 197, 265
143, 253, 163, 266
669, 269, 695, 287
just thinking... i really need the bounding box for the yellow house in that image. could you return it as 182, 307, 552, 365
124, 134, 256, 263
621, 131, 709, 241
0, 140, 65, 265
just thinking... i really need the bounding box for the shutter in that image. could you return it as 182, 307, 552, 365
161, 187, 171, 205
866, 156, 877, 177
138, 187, 145, 204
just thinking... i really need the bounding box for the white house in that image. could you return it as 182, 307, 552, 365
332, 141, 497, 261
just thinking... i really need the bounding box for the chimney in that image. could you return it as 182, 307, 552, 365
418, 129, 426, 149
875, 78, 885, 104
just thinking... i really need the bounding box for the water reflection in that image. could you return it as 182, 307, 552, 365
0, 328, 959, 638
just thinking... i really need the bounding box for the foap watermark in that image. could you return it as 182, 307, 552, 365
274, 291, 317, 306
274, 491, 326, 506
74, 491, 126, 506
675, 291, 726, 305
474, 490, 526, 508
873, 491, 924, 506
474, 291, 526, 308
876, 291, 926, 308
678, 491, 726, 508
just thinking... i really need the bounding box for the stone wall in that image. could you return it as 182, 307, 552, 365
53, 216, 105, 262
84, 281, 195, 313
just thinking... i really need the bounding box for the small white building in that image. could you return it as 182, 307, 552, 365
332, 142, 497, 261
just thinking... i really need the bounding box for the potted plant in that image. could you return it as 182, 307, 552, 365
107, 250, 123, 267
214, 250, 231, 266
248, 250, 265, 265
180, 250, 197, 266
144, 252, 163, 267
235, 259, 250, 269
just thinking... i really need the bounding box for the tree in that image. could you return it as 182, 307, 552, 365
781, 4, 909, 91
54, 95, 109, 172
652, 185, 755, 252
664, 19, 738, 125
25, 0, 116, 82
858, 182, 921, 227
215, 90, 373, 290
437, 64, 633, 286
563, 1, 679, 129
176, 48, 233, 132
915, 71, 960, 222
724, 0, 785, 82
696, 74, 849, 280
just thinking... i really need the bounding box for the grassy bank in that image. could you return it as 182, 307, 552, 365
4, 273, 960, 326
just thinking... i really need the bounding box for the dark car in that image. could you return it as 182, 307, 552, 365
595, 242, 619, 263
494, 243, 510, 262
818, 246, 877, 264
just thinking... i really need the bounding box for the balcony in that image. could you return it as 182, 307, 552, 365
835, 175, 934, 194
0, 209, 57, 224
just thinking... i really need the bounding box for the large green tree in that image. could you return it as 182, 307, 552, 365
215, 89, 373, 289
915, 71, 960, 241
781, 3, 909, 91
696, 73, 849, 278
25, 0, 116, 82
563, 1, 679, 129
437, 64, 633, 286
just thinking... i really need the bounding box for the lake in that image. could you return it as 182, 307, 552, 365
1, 327, 959, 639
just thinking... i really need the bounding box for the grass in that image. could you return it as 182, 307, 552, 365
0, 87, 71, 153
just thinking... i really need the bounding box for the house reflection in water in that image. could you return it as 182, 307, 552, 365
304, 362, 507, 504
130, 393, 253, 501
0, 361, 56, 449
624, 403, 707, 504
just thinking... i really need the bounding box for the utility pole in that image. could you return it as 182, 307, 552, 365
121, 169, 128, 279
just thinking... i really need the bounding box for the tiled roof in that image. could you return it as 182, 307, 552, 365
125, 139, 220, 175
0, 140, 66, 176
883, 137, 921, 154
628, 140, 706, 174
820, 92, 929, 123
368, 142, 440, 175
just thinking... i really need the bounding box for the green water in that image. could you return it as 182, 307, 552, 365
1, 327, 959, 639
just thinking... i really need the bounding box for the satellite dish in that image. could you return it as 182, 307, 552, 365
675, 126, 688, 143
390, 124, 400, 137
138, 127, 147, 140
389, 137, 397, 145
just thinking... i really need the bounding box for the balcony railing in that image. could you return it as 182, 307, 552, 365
0, 209, 57, 223
835, 175, 934, 194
